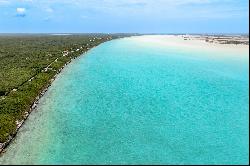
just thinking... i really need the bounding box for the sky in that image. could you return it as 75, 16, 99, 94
0, 0, 249, 33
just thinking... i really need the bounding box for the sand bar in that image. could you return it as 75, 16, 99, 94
131, 35, 249, 56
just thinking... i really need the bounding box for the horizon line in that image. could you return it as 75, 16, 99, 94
0, 32, 249, 35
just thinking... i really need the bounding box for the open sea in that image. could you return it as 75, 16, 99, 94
0, 36, 249, 164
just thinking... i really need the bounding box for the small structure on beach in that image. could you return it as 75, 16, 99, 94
62, 51, 69, 56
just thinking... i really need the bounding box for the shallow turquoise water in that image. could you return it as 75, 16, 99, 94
0, 36, 249, 165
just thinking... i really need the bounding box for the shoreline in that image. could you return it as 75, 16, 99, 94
0, 39, 113, 154
0, 34, 248, 154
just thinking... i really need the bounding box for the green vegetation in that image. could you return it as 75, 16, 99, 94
0, 34, 123, 143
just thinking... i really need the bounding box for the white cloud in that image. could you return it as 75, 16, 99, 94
17, 7, 25, 13
16, 7, 26, 17
2, 0, 247, 20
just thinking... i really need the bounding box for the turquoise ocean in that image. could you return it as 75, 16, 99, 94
0, 36, 249, 164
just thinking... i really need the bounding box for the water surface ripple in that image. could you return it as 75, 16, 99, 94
0, 36, 249, 164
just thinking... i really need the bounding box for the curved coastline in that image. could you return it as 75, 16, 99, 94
1, 35, 248, 154
0, 35, 248, 164
0, 37, 118, 154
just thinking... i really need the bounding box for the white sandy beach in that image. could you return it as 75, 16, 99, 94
131, 35, 249, 56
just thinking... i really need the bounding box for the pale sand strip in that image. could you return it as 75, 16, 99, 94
130, 35, 249, 57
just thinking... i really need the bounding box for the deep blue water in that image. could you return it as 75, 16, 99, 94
0, 36, 249, 164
